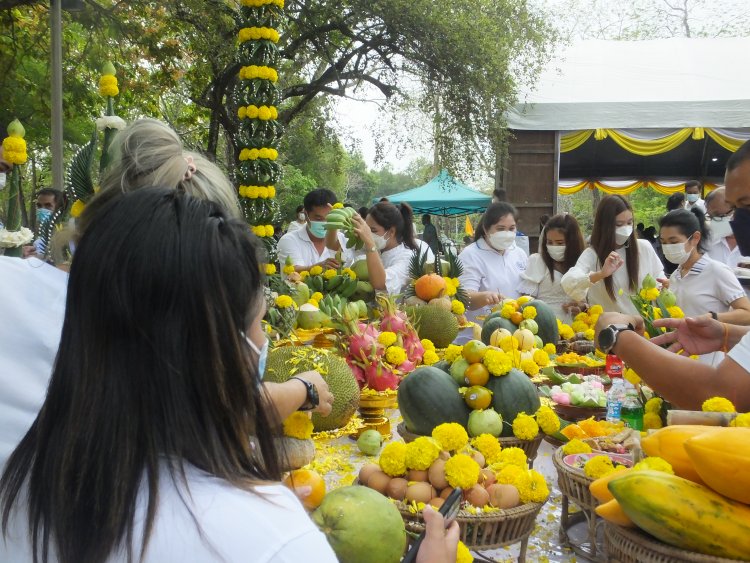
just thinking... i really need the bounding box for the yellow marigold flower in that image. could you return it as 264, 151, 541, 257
495, 463, 524, 485
643, 412, 663, 431
456, 540, 473, 563
268, 185, 276, 197
309, 265, 323, 276
421, 339, 435, 351
309, 292, 323, 302
282, 412, 313, 439
307, 299, 319, 307
574, 311, 588, 323
443, 345, 463, 364
644, 397, 663, 414
264, 263, 277, 275
571, 320, 588, 334
639, 287, 660, 301
519, 359, 539, 377
532, 349, 550, 367
274, 295, 294, 308
634, 456, 673, 474
667, 306, 685, 319
98, 74, 119, 97
500, 303, 515, 319
559, 324, 575, 340
498, 335, 518, 353
653, 307, 663, 320
535, 405, 560, 435
283, 264, 295, 275
299, 271, 309, 280
517, 295, 533, 306
378, 331, 398, 347
583, 329, 595, 341
379, 442, 407, 476
623, 368, 641, 386
514, 469, 549, 503
444, 454, 481, 489
341, 267, 356, 280
483, 348, 512, 376
451, 300, 465, 315
405, 437, 441, 470
432, 423, 469, 452
498, 446, 527, 468
332, 202, 344, 209
422, 350, 439, 365
323, 268, 337, 280
730, 412, 750, 427
584, 455, 616, 479
512, 413, 539, 440
444, 283, 457, 297
265, 225, 274, 237
589, 304, 604, 315
543, 343, 557, 355
471, 434, 503, 465
702, 396, 735, 412
70, 199, 86, 218
2, 135, 27, 165
385, 346, 407, 366
562, 438, 592, 455
245, 105, 259, 119
522, 306, 537, 320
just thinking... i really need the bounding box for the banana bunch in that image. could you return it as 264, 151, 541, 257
326, 274, 359, 297
325, 207, 363, 250
319, 295, 368, 321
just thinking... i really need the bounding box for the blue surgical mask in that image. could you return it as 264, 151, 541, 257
686, 193, 699, 203
36, 208, 52, 223
309, 221, 327, 239
244, 333, 268, 380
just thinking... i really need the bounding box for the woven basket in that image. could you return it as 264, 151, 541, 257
399, 501, 545, 551
604, 523, 745, 563
552, 446, 597, 511
396, 423, 544, 465
555, 364, 606, 376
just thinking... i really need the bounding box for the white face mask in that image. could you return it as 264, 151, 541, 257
488, 230, 516, 251
546, 244, 566, 262
615, 225, 633, 245
662, 240, 693, 265
0, 173, 6, 190
709, 217, 733, 239
372, 232, 390, 251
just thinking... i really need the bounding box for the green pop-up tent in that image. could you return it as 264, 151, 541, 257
375, 170, 491, 216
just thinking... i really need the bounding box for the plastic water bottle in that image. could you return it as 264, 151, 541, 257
621, 388, 644, 430
605, 378, 626, 422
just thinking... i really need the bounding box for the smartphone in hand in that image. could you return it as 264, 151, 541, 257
401, 487, 462, 563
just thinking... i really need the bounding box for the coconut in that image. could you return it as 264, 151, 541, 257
296, 303, 326, 330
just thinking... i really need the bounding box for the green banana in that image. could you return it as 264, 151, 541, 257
340, 277, 358, 298
326, 275, 344, 292
326, 211, 348, 222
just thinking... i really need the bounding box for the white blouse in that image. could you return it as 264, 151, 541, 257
671, 255, 746, 366
561, 239, 665, 315
518, 253, 573, 323
380, 243, 422, 295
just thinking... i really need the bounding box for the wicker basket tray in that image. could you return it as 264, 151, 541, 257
396, 423, 544, 465
555, 364, 606, 376
553, 403, 607, 422
604, 523, 746, 563
399, 501, 545, 552
552, 446, 597, 510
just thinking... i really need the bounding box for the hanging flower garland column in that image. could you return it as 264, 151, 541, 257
1, 119, 32, 257
235, 0, 284, 259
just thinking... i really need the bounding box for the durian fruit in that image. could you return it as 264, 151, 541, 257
408, 306, 459, 348
264, 346, 360, 431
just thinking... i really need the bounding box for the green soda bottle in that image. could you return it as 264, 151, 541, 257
621, 389, 644, 431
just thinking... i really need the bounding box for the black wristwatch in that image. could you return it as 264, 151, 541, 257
597, 323, 635, 355
291, 376, 319, 411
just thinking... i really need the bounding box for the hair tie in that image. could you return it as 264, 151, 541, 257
183, 155, 197, 181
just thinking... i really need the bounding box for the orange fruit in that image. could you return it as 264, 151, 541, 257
510, 311, 523, 325
464, 362, 490, 386
283, 469, 326, 510
464, 385, 492, 410
462, 340, 487, 364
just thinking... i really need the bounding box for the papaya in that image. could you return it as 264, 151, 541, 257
609, 470, 750, 560
594, 498, 634, 527
684, 427, 750, 504
640, 425, 716, 484
589, 467, 632, 503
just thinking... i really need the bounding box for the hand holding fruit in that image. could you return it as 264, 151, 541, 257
324, 206, 365, 250
351, 214, 375, 248
295, 371, 334, 416
416, 505, 460, 563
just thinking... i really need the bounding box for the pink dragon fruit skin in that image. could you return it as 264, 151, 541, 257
349, 332, 377, 362
380, 313, 407, 334
397, 360, 415, 374
346, 359, 366, 388
402, 330, 424, 362
365, 362, 400, 391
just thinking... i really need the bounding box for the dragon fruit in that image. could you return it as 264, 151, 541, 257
402, 330, 424, 363
349, 331, 378, 363
347, 359, 366, 387
397, 360, 416, 374
365, 362, 400, 391
376, 294, 409, 334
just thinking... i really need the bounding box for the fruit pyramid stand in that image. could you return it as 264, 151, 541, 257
265, 262, 750, 563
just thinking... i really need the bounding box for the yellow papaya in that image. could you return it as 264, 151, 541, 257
685, 427, 750, 504
640, 425, 715, 484
609, 470, 750, 560
594, 498, 634, 527
589, 467, 632, 503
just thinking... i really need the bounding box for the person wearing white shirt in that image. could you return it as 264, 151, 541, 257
285, 204, 306, 234
660, 208, 750, 366
340, 201, 423, 295
705, 187, 750, 268
683, 180, 706, 214
277, 189, 350, 272
562, 195, 665, 315
518, 214, 587, 324
458, 202, 528, 317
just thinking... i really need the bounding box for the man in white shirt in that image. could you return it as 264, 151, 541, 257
706, 187, 749, 266
277, 189, 351, 271
684, 180, 707, 213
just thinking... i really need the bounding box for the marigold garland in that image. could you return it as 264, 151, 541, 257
238, 26, 280, 43
239, 147, 279, 161
238, 104, 279, 120
265, 263, 277, 275
98, 74, 119, 97
239, 64, 279, 82
444, 454, 481, 489
239, 185, 276, 199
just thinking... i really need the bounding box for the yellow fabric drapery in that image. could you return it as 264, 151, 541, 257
558, 180, 720, 196
560, 127, 745, 155
464, 216, 474, 236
